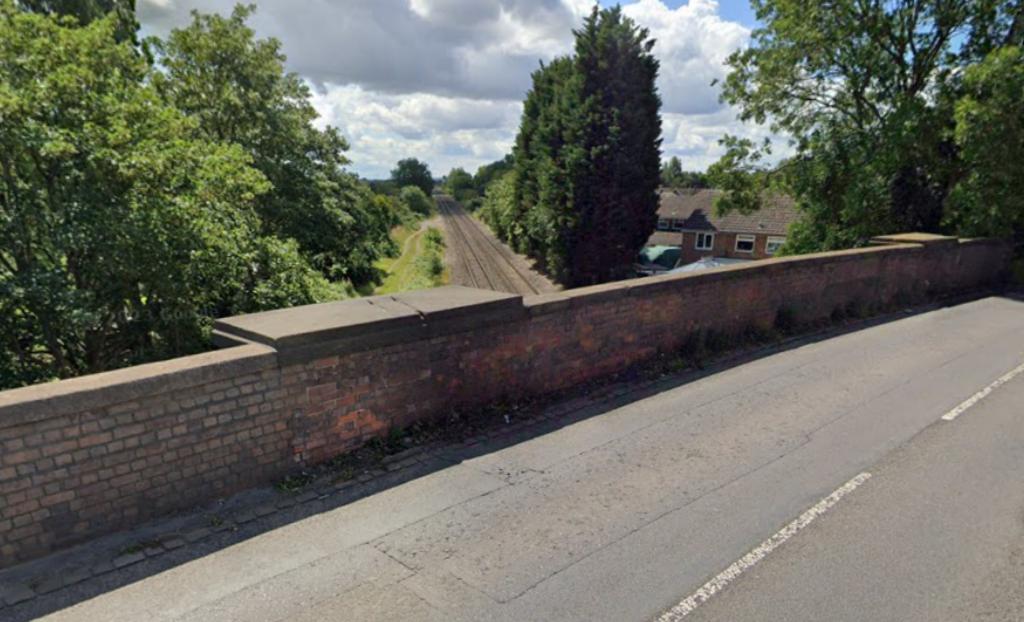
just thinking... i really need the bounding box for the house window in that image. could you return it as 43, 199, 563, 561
765, 236, 786, 255
695, 232, 715, 251
658, 219, 670, 231
735, 234, 756, 253
671, 219, 685, 231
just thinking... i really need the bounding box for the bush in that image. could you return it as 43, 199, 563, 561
406, 227, 447, 290
400, 186, 434, 216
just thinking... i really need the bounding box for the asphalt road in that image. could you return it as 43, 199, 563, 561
26, 295, 1024, 621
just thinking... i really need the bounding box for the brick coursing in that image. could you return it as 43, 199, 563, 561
0, 236, 1011, 568
678, 230, 781, 264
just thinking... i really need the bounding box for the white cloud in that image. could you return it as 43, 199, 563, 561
624, 0, 750, 115
309, 85, 522, 178
138, 0, 770, 179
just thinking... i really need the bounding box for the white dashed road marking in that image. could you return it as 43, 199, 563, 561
942, 361, 1024, 422
655, 473, 872, 621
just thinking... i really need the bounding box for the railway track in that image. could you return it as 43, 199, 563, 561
436, 196, 541, 296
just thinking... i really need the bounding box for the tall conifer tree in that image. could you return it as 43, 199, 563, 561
510, 5, 661, 286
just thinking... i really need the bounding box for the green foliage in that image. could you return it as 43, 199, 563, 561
462, 155, 515, 212
413, 228, 446, 285
424, 227, 445, 249
480, 172, 522, 247
443, 167, 478, 205
148, 5, 392, 287
16, 0, 137, 40
390, 158, 434, 197
399, 185, 434, 217
368, 179, 398, 196
947, 46, 1024, 239
473, 155, 514, 194
660, 157, 709, 189
0, 2, 330, 388
710, 0, 1024, 253
374, 224, 446, 295
504, 6, 662, 286
512, 55, 581, 277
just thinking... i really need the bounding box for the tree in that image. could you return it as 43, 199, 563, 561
512, 56, 582, 275
473, 155, 515, 194
444, 167, 477, 204
660, 156, 684, 188
368, 179, 399, 196
399, 186, 434, 217
506, 6, 661, 286
660, 157, 709, 189
709, 0, 1024, 252
572, 6, 662, 285
149, 4, 392, 286
0, 2, 327, 388
947, 46, 1024, 240
391, 158, 434, 197
480, 172, 521, 245
16, 0, 136, 41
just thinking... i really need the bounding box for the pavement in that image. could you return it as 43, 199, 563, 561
5, 294, 1024, 621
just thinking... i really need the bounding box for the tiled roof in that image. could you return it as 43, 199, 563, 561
656, 189, 798, 236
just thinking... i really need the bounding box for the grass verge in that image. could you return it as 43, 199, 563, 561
374, 226, 447, 294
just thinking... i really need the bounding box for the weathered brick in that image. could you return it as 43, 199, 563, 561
0, 238, 1009, 570
3, 449, 42, 465
113, 425, 145, 440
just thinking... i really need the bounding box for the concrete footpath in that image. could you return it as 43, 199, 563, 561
5, 295, 1024, 621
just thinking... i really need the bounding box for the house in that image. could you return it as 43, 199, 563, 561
646, 189, 799, 265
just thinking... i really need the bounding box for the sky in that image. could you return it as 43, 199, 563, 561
138, 0, 769, 180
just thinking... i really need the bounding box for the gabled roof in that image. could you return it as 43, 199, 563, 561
657, 189, 798, 236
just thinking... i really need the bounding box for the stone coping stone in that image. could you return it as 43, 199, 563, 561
528, 244, 929, 308
0, 344, 277, 429
870, 233, 959, 247
211, 329, 256, 349
215, 286, 525, 364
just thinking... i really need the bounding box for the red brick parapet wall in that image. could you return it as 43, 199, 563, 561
0, 234, 1012, 568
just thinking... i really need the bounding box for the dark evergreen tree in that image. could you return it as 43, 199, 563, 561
512, 56, 583, 277
508, 6, 661, 286
570, 6, 662, 285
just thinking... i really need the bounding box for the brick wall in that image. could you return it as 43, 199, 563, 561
0, 234, 1012, 568
679, 230, 782, 264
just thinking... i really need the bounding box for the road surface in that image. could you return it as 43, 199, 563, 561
435, 195, 557, 296
12, 295, 1024, 622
